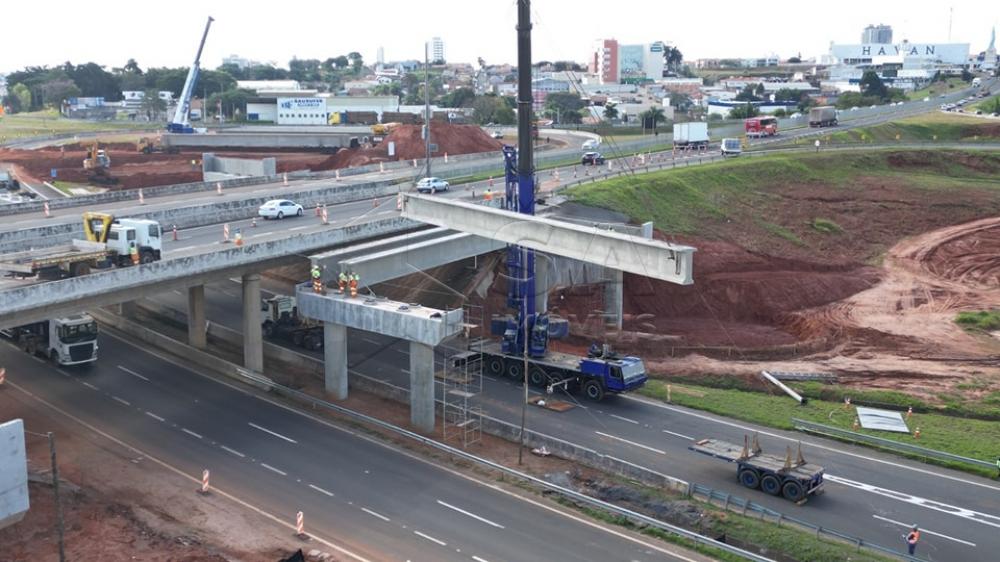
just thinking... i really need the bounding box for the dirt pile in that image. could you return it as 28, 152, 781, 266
321, 123, 503, 169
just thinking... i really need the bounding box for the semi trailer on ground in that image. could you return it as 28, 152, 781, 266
672, 122, 709, 148
261, 295, 324, 351
1, 315, 99, 366
808, 106, 838, 128
690, 434, 825, 504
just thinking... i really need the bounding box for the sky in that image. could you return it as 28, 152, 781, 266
2, 0, 998, 74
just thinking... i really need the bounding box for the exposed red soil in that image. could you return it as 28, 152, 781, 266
320, 123, 502, 169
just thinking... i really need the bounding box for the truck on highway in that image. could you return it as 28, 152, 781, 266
808, 106, 838, 128
261, 295, 324, 351
721, 138, 742, 157
0, 314, 99, 366
744, 116, 778, 137
672, 122, 709, 149
690, 434, 825, 504
0, 171, 20, 192
0, 213, 163, 278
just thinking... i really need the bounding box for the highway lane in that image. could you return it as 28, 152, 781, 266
0, 335, 707, 562
147, 279, 1000, 561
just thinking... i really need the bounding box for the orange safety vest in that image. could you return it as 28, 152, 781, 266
907, 530, 920, 544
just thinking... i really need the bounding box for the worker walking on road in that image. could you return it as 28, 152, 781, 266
905, 526, 920, 555
484, 188, 493, 202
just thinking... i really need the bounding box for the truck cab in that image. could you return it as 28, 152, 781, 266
87, 215, 163, 265
579, 349, 648, 400
2, 315, 99, 366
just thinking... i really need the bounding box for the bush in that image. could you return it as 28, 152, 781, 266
811, 218, 843, 234
955, 310, 1000, 331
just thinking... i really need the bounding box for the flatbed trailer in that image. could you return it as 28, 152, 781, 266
690, 435, 825, 504
0, 240, 109, 278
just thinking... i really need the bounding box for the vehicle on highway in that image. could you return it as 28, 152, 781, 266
808, 106, 838, 128
580, 152, 605, 165
744, 116, 778, 137
491, 130, 504, 139
690, 435, 825, 504
673, 122, 710, 148
1, 315, 98, 366
415, 177, 450, 193
0, 171, 20, 191
258, 199, 304, 219
581, 138, 600, 150
721, 138, 742, 157
261, 295, 323, 351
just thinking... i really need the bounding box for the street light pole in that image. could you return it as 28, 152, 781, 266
424, 42, 432, 179
48, 432, 66, 562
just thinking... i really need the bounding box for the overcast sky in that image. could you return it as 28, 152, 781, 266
2, 1, 997, 74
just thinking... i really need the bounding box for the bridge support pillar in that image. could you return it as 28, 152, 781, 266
242, 273, 264, 372
118, 300, 139, 318
605, 268, 623, 331
409, 341, 435, 433
187, 285, 206, 349
324, 322, 348, 399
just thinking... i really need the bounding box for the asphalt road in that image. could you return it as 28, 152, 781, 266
147, 279, 1000, 562
0, 335, 708, 562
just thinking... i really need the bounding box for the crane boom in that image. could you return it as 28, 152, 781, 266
168, 16, 214, 133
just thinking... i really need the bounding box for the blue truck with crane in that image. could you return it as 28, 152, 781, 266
167, 16, 214, 134
472, 1, 647, 401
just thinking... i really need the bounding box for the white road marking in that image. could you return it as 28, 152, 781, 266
309, 484, 335, 497
662, 429, 695, 441
260, 463, 287, 476
609, 414, 638, 424
414, 530, 447, 546
145, 411, 165, 422
111, 396, 131, 407
872, 515, 977, 546
221, 445, 246, 458
594, 431, 666, 455
437, 500, 505, 529
289, 225, 310, 231
472, 557, 490, 562
81, 381, 99, 391
181, 428, 203, 439
248, 422, 298, 444
117, 365, 149, 381
624, 394, 1000, 493
361, 507, 391, 522
826, 475, 1000, 529
172, 245, 196, 252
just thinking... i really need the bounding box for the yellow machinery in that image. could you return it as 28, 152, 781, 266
82, 143, 110, 170
136, 137, 178, 154
82, 212, 114, 243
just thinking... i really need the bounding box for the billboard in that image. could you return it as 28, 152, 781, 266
0, 419, 29, 530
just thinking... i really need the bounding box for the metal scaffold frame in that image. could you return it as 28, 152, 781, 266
440, 303, 483, 448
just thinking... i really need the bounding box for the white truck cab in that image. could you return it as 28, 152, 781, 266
103, 219, 163, 265
1, 314, 99, 366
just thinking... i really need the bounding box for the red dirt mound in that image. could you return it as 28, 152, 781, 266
316, 123, 503, 170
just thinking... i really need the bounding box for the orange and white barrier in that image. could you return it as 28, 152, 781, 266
396, 193, 403, 210
43, 202, 51, 218
295, 511, 306, 538
216, 182, 223, 196
223, 223, 230, 243
172, 225, 178, 241
321, 206, 328, 225
906, 406, 912, 419
0, 367, 6, 386
372, 197, 379, 208
199, 469, 210, 494
315, 204, 321, 217
283, 173, 288, 186
138, 189, 145, 205
379, 162, 385, 173
444, 152, 449, 163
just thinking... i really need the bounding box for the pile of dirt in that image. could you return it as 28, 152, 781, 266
319, 123, 503, 170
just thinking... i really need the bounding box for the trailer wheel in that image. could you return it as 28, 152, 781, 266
738, 469, 761, 490
487, 358, 504, 376
50, 349, 59, 363
781, 481, 805, 502
140, 251, 155, 264
583, 379, 604, 401
292, 331, 305, 346
506, 361, 522, 381
528, 366, 546, 387
70, 262, 91, 277
262, 321, 275, 338
761, 475, 782, 496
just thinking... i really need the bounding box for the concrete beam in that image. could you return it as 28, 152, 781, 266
324, 322, 348, 399
336, 232, 506, 288
310, 226, 447, 282
295, 285, 463, 347
409, 342, 435, 432
400, 194, 694, 285
0, 216, 418, 331
242, 273, 263, 373
188, 285, 206, 349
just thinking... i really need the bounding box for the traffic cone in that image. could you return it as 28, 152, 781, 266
852, 418, 860, 430
235, 230, 243, 247
396, 193, 403, 210
223, 223, 230, 243
295, 511, 307, 540
444, 152, 449, 163
0, 367, 6, 386
906, 406, 913, 419
315, 204, 321, 217
138, 189, 145, 205
43, 202, 50, 218
197, 469, 210, 495
283, 173, 288, 186
413, 159, 417, 167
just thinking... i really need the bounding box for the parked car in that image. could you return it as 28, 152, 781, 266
416, 177, 450, 193
258, 199, 303, 220
581, 152, 605, 165
491, 130, 504, 139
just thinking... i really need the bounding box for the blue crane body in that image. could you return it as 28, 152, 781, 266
167, 16, 214, 134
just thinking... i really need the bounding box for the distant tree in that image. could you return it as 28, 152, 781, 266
40, 79, 80, 107
208, 88, 255, 120
772, 108, 787, 117
9, 83, 32, 113
754, 83, 766, 97
442, 87, 476, 108
332, 56, 350, 69
734, 84, 761, 101
773, 88, 802, 102
471, 95, 504, 124
661, 44, 684, 71
669, 92, 693, 110
961, 68, 974, 82
140, 89, 167, 120
640, 106, 666, 132
728, 103, 759, 119
787, 57, 802, 63
859, 70, 888, 100
797, 96, 817, 113
123, 58, 143, 75
603, 103, 619, 121
372, 82, 402, 96
494, 105, 516, 125
477, 57, 486, 68
543, 91, 585, 123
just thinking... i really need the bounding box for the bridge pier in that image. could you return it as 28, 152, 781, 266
187, 285, 206, 349
324, 322, 348, 399
118, 300, 139, 318
409, 342, 435, 432
605, 269, 623, 331
241, 273, 263, 372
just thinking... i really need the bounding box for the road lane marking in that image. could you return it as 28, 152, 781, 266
117, 365, 150, 381
827, 475, 1000, 529
361, 507, 390, 522
872, 515, 977, 546
81, 381, 99, 391
248, 422, 298, 444
414, 530, 447, 546
609, 414, 638, 424
260, 463, 287, 476
111, 396, 131, 407
145, 411, 165, 422
172, 245, 196, 252
309, 484, 335, 497
220, 445, 246, 458
594, 431, 665, 455
662, 429, 694, 441
472, 557, 490, 562
289, 225, 310, 231
181, 428, 203, 439
437, 500, 505, 529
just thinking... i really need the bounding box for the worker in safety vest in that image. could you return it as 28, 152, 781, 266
484, 188, 493, 201
311, 265, 323, 293
349, 272, 359, 298
129, 242, 139, 265
338, 271, 348, 294
995, 456, 1000, 478
905, 526, 920, 555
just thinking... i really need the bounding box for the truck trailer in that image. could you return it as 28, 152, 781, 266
672, 122, 709, 149
1, 315, 99, 366
808, 106, 838, 128
689, 434, 825, 504
261, 295, 324, 351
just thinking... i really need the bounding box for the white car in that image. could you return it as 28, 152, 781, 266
416, 177, 449, 193
490, 130, 504, 139
258, 199, 303, 219
581, 139, 600, 150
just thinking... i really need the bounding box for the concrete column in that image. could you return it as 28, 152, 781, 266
187, 285, 206, 349
118, 300, 139, 318
324, 322, 348, 399
605, 268, 623, 331
409, 342, 435, 432
535, 256, 550, 313
242, 273, 264, 373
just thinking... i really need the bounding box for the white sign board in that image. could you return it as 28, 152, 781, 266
856, 406, 910, 433
0, 419, 29, 530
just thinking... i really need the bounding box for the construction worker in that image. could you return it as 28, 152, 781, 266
349, 272, 359, 298
484, 188, 493, 201
234, 228, 243, 247
311, 264, 323, 294
995, 456, 1000, 478
337, 271, 348, 294
129, 242, 139, 266
905, 526, 920, 555
814, 139, 821, 153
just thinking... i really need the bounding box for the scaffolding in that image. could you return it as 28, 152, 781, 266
441, 304, 483, 448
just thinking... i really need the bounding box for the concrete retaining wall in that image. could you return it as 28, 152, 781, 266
0, 419, 29, 530
203, 153, 277, 179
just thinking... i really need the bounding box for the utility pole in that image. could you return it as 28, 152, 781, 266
49, 432, 66, 562
424, 42, 432, 179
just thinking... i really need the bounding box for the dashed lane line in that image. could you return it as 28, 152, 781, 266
361, 507, 391, 522
220, 445, 246, 458
662, 429, 695, 441
145, 411, 166, 422
872, 515, 977, 547
117, 365, 150, 382
594, 431, 666, 455
414, 530, 447, 547
309, 484, 335, 497
260, 463, 288, 476
437, 500, 505, 529
248, 421, 298, 444
181, 428, 204, 440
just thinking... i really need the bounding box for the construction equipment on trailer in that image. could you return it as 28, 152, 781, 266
0, 314, 98, 366
167, 16, 214, 134
261, 295, 324, 351
136, 137, 179, 154
82, 212, 163, 266
808, 106, 838, 128
689, 434, 825, 504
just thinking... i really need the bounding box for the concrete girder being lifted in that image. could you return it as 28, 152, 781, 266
399, 193, 694, 285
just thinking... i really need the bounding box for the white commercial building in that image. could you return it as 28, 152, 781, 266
277, 97, 328, 125
827, 41, 970, 88
430, 37, 445, 64
237, 80, 302, 93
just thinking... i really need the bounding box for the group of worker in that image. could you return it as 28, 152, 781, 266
338, 271, 360, 297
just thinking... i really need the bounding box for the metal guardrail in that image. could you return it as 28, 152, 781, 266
690, 483, 924, 562
229, 368, 774, 562
792, 418, 998, 470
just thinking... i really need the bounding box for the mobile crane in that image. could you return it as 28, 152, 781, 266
167, 16, 214, 134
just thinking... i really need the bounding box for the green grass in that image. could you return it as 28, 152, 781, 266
640, 380, 1000, 477
0, 109, 149, 142
811, 218, 843, 234
955, 310, 1000, 332
906, 77, 967, 101
974, 95, 1000, 114
823, 112, 1000, 144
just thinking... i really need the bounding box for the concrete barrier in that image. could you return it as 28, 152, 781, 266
203, 153, 277, 180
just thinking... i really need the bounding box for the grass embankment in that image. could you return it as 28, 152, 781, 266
0, 109, 149, 142
821, 112, 1000, 144
906, 77, 968, 100
641, 379, 1000, 477
956, 310, 1000, 332
974, 95, 1000, 114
